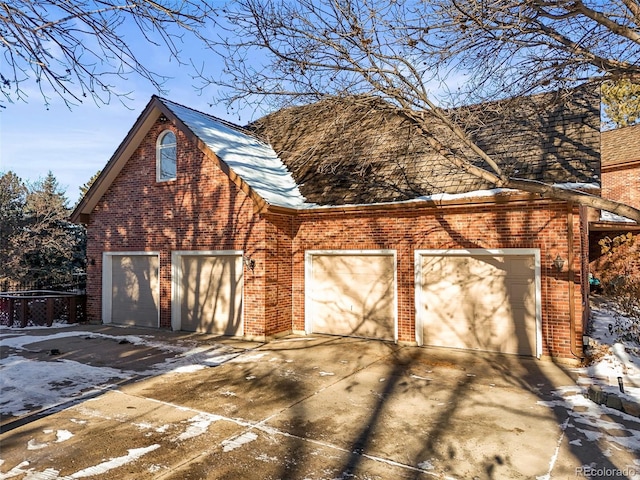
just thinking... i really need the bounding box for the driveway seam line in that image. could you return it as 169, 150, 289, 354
109, 388, 440, 477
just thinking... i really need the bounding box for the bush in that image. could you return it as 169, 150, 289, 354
605, 277, 640, 344
596, 232, 639, 284
592, 232, 640, 344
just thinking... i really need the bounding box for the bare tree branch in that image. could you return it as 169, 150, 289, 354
200, 0, 640, 222
0, 0, 219, 107
621, 0, 640, 23
571, 1, 640, 44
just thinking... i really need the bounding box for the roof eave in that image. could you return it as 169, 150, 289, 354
265, 190, 556, 216
589, 221, 640, 231
601, 158, 640, 171
70, 96, 173, 223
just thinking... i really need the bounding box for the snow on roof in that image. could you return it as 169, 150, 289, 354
552, 182, 600, 190
601, 210, 637, 223
301, 188, 524, 210
161, 99, 310, 209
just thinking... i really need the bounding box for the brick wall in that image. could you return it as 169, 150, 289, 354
86, 119, 271, 335
262, 213, 295, 336
86, 118, 587, 360
291, 199, 585, 359
601, 162, 640, 211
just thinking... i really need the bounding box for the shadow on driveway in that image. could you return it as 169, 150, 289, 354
1, 325, 639, 479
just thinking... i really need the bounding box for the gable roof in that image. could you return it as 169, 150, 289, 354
602, 124, 640, 168
249, 90, 600, 206
71, 96, 308, 222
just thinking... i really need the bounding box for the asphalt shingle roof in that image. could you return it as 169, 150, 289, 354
602, 124, 640, 167
248, 90, 600, 206
152, 87, 603, 209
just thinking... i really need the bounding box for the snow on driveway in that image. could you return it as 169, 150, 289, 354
3, 302, 638, 421
0, 325, 245, 418
1, 301, 640, 479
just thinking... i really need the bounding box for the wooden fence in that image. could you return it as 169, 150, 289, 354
0, 291, 87, 328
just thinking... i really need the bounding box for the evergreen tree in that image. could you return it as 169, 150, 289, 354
5, 172, 86, 289
602, 79, 640, 129
78, 170, 101, 202
0, 171, 27, 287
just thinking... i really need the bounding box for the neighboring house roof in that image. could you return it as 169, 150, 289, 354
601, 124, 640, 169
72, 88, 600, 221
250, 90, 600, 206
597, 123, 640, 225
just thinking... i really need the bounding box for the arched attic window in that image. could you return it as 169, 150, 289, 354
157, 130, 177, 181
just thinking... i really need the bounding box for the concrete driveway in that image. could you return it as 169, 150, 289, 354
1, 325, 640, 479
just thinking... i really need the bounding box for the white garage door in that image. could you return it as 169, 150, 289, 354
415, 249, 540, 357
106, 253, 160, 328
306, 251, 396, 341
172, 251, 243, 335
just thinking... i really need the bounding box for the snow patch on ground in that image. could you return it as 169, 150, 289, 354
221, 431, 258, 452
55, 430, 74, 442
169, 364, 206, 373
0, 329, 247, 417
536, 380, 640, 476
417, 459, 435, 470
27, 439, 49, 451
176, 413, 222, 441
69, 444, 161, 478
0, 445, 159, 479
26, 430, 74, 452
0, 354, 130, 417
572, 301, 640, 404
1, 300, 639, 478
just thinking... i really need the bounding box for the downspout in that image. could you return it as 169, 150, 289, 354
567, 203, 583, 360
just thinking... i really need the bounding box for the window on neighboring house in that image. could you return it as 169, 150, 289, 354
157, 130, 177, 181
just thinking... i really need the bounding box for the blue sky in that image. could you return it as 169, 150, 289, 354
0, 6, 248, 207
0, 71, 242, 207
0, 3, 617, 208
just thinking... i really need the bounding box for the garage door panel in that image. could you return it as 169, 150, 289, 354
421, 281, 502, 351
111, 255, 159, 328
179, 255, 243, 335
309, 254, 395, 340
419, 253, 536, 356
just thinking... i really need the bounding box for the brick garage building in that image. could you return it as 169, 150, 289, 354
72, 91, 601, 361
601, 124, 640, 211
